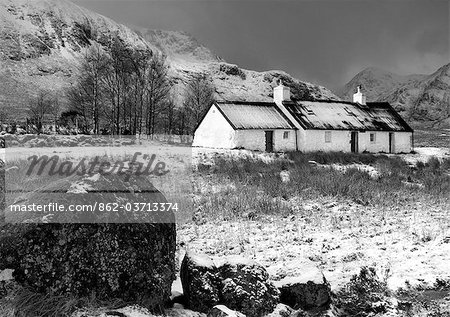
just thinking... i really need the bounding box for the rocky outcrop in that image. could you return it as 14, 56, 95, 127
180, 253, 279, 316
274, 268, 330, 310
219, 63, 246, 80
181, 252, 221, 313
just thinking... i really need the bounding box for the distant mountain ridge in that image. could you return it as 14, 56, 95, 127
133, 28, 222, 63
0, 0, 338, 122
339, 65, 450, 128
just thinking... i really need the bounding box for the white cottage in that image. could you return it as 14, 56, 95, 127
193, 84, 414, 153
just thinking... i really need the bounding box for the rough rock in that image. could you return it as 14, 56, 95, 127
217, 255, 280, 317
280, 170, 290, 183
207, 305, 246, 317
264, 304, 294, 317
0, 171, 176, 310
274, 269, 330, 310
181, 251, 221, 313
180, 253, 280, 316
288, 310, 308, 317
219, 63, 246, 80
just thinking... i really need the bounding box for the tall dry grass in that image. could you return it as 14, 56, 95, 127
195, 152, 450, 221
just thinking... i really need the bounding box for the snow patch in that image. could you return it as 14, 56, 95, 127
67, 181, 94, 194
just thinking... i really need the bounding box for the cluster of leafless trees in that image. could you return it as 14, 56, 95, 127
63, 37, 215, 136
27, 90, 60, 134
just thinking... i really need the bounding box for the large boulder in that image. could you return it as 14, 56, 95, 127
0, 223, 176, 310
180, 253, 279, 316
218, 256, 279, 317
180, 252, 221, 313
274, 268, 330, 311
0, 170, 176, 311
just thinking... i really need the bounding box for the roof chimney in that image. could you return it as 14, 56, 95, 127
353, 85, 366, 105
274, 80, 291, 105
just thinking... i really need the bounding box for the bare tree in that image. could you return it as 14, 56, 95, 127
160, 94, 177, 135
144, 54, 171, 136
49, 96, 61, 132
103, 37, 133, 135
183, 74, 215, 135
0, 109, 8, 131
28, 90, 55, 134
66, 36, 173, 135
80, 44, 109, 134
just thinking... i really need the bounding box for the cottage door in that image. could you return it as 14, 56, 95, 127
265, 131, 274, 152
350, 132, 359, 153
389, 133, 395, 153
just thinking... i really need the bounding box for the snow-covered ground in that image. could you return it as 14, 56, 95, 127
400, 147, 450, 165
3, 142, 450, 316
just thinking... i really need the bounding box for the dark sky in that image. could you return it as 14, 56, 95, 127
73, 0, 449, 91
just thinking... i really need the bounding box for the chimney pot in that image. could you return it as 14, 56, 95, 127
353, 85, 366, 105
274, 81, 291, 104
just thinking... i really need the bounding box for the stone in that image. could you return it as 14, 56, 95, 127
0, 171, 176, 310
280, 170, 290, 183
288, 310, 308, 317
180, 253, 280, 316
207, 305, 246, 317
274, 269, 330, 310
217, 255, 279, 317
265, 304, 294, 317
180, 251, 221, 313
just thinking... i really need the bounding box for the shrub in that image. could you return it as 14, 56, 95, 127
334, 267, 391, 317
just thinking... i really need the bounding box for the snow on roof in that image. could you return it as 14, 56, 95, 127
283, 100, 413, 132
216, 101, 296, 130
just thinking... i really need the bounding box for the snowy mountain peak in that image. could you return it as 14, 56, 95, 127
134, 28, 222, 63
340, 64, 450, 127
0, 0, 338, 121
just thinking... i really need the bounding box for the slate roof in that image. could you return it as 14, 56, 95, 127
215, 101, 296, 130
283, 100, 413, 132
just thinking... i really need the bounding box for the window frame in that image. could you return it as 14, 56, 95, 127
283, 131, 290, 139
370, 132, 376, 144
325, 131, 332, 143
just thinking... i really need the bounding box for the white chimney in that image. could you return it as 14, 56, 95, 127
273, 80, 291, 104
353, 85, 366, 105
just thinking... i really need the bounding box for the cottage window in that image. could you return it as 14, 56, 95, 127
325, 131, 332, 143
370, 133, 376, 143
283, 131, 289, 139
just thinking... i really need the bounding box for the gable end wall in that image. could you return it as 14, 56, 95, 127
193, 104, 237, 149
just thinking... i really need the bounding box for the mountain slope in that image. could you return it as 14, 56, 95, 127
134, 28, 221, 64
0, 0, 153, 118
339, 66, 450, 127
0, 0, 338, 122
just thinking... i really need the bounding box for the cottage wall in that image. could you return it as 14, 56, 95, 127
235, 129, 297, 151
298, 129, 413, 153
235, 130, 265, 150
192, 105, 237, 149
298, 129, 350, 152
273, 129, 297, 151
358, 131, 413, 153
392, 132, 414, 153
